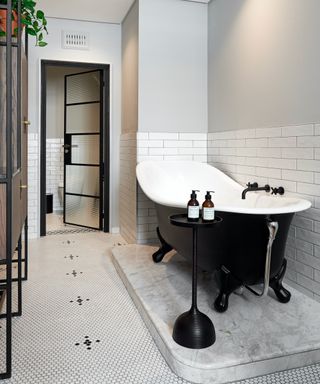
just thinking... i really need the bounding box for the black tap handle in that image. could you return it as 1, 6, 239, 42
247, 182, 258, 188
271, 186, 285, 195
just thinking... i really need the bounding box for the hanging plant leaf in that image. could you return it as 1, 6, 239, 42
21, 18, 32, 26
24, 4, 35, 11
36, 9, 44, 19
32, 21, 39, 32
1, 0, 48, 47
26, 27, 36, 36
25, 0, 36, 8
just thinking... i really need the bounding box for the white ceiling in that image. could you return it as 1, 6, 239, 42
37, 0, 211, 24
37, 0, 135, 24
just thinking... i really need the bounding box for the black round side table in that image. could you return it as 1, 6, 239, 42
170, 213, 223, 349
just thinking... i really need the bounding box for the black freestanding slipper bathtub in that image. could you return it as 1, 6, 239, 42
136, 161, 311, 312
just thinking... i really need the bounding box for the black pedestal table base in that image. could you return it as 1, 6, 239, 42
170, 214, 222, 349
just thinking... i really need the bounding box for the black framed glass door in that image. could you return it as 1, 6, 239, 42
63, 70, 103, 230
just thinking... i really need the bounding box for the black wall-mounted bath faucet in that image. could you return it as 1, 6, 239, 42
242, 182, 271, 199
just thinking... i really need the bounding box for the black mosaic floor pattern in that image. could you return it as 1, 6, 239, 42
47, 227, 97, 236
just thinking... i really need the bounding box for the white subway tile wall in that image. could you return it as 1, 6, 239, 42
46, 139, 64, 212
136, 132, 207, 163
28, 133, 39, 238
30, 127, 320, 301
119, 133, 137, 244
135, 132, 207, 244
207, 124, 320, 301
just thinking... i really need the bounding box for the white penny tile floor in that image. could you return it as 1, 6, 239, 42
0, 232, 319, 383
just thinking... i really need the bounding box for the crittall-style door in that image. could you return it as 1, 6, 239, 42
20, 52, 28, 228
0, 2, 28, 377
63, 70, 103, 230
11, 43, 28, 250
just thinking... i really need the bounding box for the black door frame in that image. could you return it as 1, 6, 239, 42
40, 60, 110, 236
63, 69, 104, 230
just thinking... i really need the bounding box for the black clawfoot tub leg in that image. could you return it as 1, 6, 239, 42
152, 227, 173, 263
269, 258, 291, 303
214, 266, 242, 313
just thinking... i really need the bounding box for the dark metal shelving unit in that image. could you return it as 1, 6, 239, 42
0, 0, 28, 379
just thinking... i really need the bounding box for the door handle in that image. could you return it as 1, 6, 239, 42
23, 120, 31, 125
62, 144, 71, 148
20, 184, 27, 199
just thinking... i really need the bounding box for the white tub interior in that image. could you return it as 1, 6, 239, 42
136, 161, 311, 215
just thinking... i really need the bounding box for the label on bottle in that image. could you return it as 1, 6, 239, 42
188, 206, 200, 219
203, 207, 215, 221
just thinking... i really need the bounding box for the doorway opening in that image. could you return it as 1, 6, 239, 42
40, 61, 110, 236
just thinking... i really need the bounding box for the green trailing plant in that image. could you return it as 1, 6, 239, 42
0, 0, 48, 47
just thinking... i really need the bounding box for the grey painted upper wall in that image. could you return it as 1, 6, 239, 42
139, 0, 208, 133
122, 1, 139, 134
208, 0, 320, 132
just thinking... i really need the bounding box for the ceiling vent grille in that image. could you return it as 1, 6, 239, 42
62, 31, 89, 50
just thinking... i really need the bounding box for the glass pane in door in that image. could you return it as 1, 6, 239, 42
0, 47, 19, 176
65, 165, 99, 196
12, 47, 18, 172
65, 195, 100, 229
66, 103, 100, 134
71, 135, 100, 165
0, 184, 6, 259
66, 71, 100, 104
0, 46, 6, 177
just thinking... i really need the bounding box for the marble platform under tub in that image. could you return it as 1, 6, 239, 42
112, 245, 320, 384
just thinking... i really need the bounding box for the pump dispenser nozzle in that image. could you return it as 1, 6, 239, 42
191, 190, 200, 199
205, 191, 215, 199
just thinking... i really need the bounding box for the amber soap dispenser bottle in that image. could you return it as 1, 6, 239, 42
187, 190, 200, 222
202, 191, 215, 222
